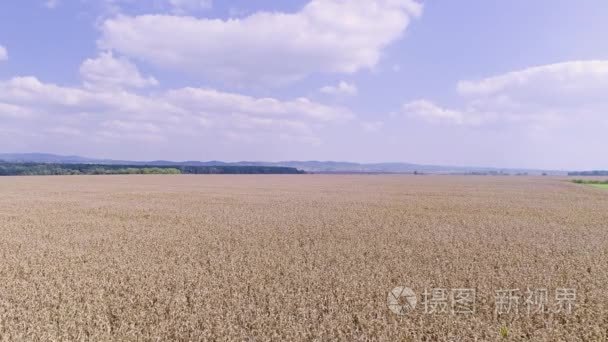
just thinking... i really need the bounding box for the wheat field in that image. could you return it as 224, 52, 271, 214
0, 175, 607, 341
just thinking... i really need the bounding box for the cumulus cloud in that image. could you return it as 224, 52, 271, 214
394, 60, 608, 169
99, 0, 422, 84
402, 100, 467, 125
403, 60, 608, 127
165, 87, 352, 122
0, 45, 7, 62
0, 73, 353, 147
456, 61, 608, 98
320, 81, 358, 96
0, 103, 33, 119
80, 51, 158, 90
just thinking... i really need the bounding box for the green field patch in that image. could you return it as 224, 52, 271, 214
572, 179, 608, 189
590, 184, 608, 189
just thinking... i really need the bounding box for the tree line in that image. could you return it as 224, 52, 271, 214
0, 162, 304, 176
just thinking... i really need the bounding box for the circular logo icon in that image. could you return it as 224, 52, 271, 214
387, 286, 417, 315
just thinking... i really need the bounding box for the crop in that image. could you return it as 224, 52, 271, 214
572, 179, 608, 185
572, 179, 608, 190
0, 175, 607, 341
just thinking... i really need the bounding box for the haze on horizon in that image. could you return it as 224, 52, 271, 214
0, 1, 607, 170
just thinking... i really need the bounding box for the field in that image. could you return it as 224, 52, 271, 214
591, 184, 608, 190
572, 179, 608, 190
0, 175, 607, 341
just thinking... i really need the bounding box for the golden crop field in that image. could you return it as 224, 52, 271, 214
0, 175, 607, 341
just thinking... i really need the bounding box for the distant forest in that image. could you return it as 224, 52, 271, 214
568, 171, 608, 176
0, 162, 305, 176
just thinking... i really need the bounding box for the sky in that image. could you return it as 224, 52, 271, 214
0, 0, 607, 169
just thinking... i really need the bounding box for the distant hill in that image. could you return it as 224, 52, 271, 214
0, 153, 97, 164
0, 153, 569, 175
568, 171, 608, 176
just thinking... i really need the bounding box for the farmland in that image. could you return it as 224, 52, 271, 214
572, 179, 608, 190
0, 175, 607, 341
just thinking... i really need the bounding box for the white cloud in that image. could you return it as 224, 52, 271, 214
0, 77, 98, 108
99, 0, 422, 84
320, 81, 358, 96
457, 61, 608, 99
0, 74, 353, 148
403, 60, 608, 127
166, 87, 353, 122
80, 51, 158, 90
0, 103, 33, 119
0, 45, 7, 62
402, 100, 467, 125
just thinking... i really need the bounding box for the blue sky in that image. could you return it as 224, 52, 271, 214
0, 1, 607, 169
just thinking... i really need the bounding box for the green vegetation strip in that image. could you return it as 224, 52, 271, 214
572, 179, 608, 189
